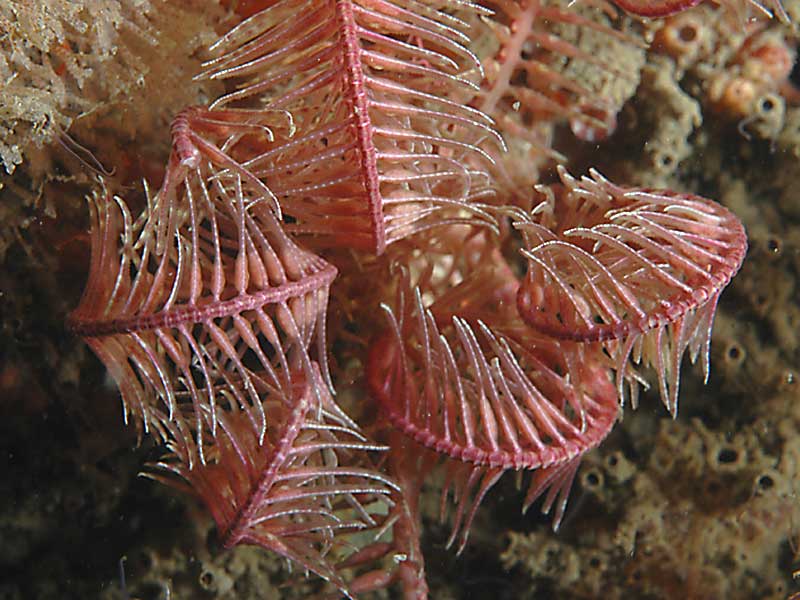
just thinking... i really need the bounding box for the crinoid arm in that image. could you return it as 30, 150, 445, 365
608, 0, 702, 17
68, 107, 336, 464
145, 364, 399, 598
334, 429, 430, 600
367, 262, 619, 551
472, 0, 646, 202
515, 167, 747, 415
610, 0, 788, 21
197, 0, 503, 254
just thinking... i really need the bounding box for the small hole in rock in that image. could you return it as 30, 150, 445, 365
586, 472, 601, 486
199, 571, 215, 588
790, 54, 800, 87
766, 237, 781, 254
679, 25, 698, 42
753, 294, 768, 308
758, 474, 774, 490
726, 345, 743, 361
717, 448, 738, 464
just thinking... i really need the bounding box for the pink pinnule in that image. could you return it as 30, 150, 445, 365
471, 0, 644, 201
367, 263, 619, 550
610, 0, 788, 21
515, 167, 747, 415
68, 107, 336, 463
198, 0, 502, 254
146, 364, 398, 599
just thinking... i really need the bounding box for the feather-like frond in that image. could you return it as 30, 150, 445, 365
68, 108, 336, 463
472, 0, 646, 201
146, 364, 398, 598
367, 262, 619, 549
370, 288, 618, 470
336, 430, 429, 599
198, 0, 503, 253
515, 167, 747, 415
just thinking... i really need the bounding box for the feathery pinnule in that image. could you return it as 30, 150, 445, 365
68, 107, 336, 464
471, 0, 646, 202
197, 0, 503, 254
144, 363, 399, 599
368, 252, 619, 551
334, 429, 429, 600
515, 167, 747, 415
